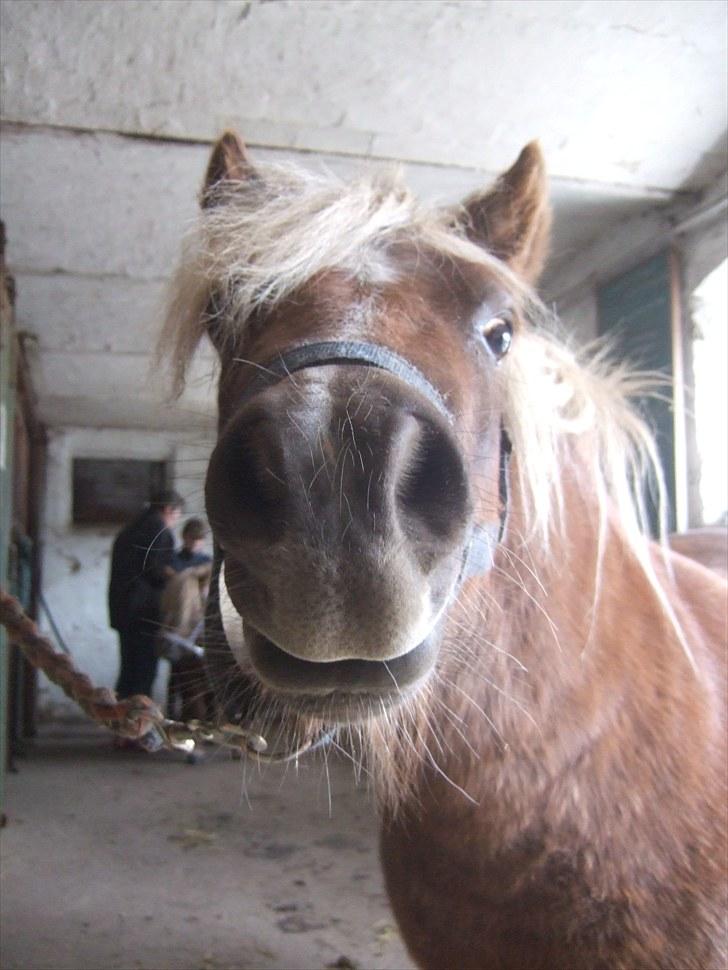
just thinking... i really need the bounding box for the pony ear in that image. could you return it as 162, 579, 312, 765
461, 142, 551, 283
201, 130, 255, 207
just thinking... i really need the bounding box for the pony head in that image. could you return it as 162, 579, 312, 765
162, 133, 660, 756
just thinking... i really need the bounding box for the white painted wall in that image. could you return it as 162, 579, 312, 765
38, 425, 213, 718
3, 0, 725, 188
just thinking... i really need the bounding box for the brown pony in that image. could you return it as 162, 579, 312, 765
162, 132, 727, 969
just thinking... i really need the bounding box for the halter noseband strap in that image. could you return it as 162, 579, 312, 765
238, 339, 453, 421
237, 339, 510, 579
459, 429, 511, 581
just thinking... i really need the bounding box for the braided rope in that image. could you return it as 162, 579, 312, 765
0, 587, 329, 762
0, 587, 167, 748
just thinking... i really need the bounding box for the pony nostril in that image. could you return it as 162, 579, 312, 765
395, 418, 470, 543
234, 443, 286, 515
206, 417, 288, 544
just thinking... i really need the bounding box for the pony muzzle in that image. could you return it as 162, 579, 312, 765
205, 351, 476, 715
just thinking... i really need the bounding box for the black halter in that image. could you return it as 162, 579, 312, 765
235, 339, 510, 576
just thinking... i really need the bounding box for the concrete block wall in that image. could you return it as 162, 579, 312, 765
2, 1, 724, 187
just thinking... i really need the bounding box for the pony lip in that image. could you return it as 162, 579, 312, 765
246, 626, 438, 703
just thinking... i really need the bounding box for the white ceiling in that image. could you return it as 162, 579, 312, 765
0, 0, 726, 431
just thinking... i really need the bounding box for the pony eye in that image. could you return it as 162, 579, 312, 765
481, 316, 513, 361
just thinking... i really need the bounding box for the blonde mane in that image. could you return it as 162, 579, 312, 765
502, 331, 691, 671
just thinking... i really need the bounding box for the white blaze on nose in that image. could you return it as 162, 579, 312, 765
401, 586, 437, 656
219, 562, 248, 665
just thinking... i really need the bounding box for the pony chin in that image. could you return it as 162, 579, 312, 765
217, 558, 438, 808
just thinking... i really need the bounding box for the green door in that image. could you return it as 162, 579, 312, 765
597, 250, 678, 535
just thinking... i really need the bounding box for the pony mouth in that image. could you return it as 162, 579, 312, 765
217, 559, 438, 721
245, 628, 437, 721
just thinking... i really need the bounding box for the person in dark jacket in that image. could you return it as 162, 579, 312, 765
108, 489, 183, 698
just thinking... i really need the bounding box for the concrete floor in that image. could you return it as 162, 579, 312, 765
0, 722, 415, 970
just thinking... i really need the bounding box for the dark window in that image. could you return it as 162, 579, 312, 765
72, 458, 167, 525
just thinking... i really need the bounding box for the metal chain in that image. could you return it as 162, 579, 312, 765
0, 587, 295, 759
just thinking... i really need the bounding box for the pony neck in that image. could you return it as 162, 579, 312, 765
439, 479, 688, 782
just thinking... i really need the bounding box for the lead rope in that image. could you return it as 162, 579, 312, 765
0, 587, 318, 763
